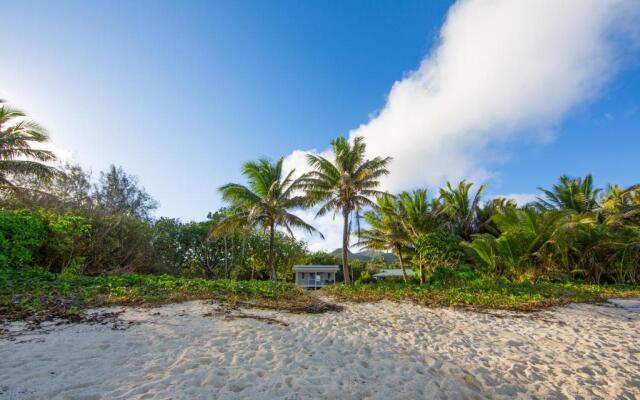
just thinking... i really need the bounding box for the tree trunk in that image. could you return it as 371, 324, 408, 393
419, 261, 425, 284
397, 245, 408, 283
241, 235, 247, 279
230, 235, 235, 279
342, 208, 351, 285
223, 236, 229, 278
269, 223, 276, 280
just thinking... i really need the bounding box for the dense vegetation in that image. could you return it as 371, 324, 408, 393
1, 100, 639, 321
325, 266, 640, 311
0, 266, 328, 324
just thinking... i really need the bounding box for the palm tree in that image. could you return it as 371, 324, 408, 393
602, 184, 640, 222
476, 197, 518, 235
397, 189, 441, 283
537, 174, 601, 214
303, 136, 391, 285
215, 157, 321, 280
0, 101, 57, 192
357, 194, 410, 283
439, 180, 487, 240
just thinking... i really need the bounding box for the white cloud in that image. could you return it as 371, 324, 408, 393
494, 193, 538, 207
290, 207, 346, 252
287, 0, 640, 251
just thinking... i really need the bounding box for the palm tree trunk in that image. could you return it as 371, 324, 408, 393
397, 244, 408, 283
241, 235, 247, 278
269, 222, 276, 280
419, 261, 425, 284
342, 208, 351, 285
223, 236, 229, 278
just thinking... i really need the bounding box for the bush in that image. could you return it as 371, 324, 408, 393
40, 210, 90, 272
416, 231, 464, 265
355, 270, 373, 285
0, 209, 46, 269
414, 231, 464, 280
83, 214, 155, 274
0, 208, 90, 272
429, 265, 479, 285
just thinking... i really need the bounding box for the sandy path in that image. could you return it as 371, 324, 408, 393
1, 300, 639, 399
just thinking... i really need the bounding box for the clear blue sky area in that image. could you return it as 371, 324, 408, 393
1, 0, 638, 222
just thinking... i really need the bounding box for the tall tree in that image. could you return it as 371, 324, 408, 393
303, 136, 391, 284
439, 180, 487, 240
537, 174, 601, 214
215, 157, 321, 280
397, 189, 441, 283
357, 194, 410, 283
0, 100, 57, 193
93, 165, 158, 220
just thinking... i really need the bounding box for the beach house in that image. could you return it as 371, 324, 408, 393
293, 265, 339, 288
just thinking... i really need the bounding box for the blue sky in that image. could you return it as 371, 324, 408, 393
1, 0, 639, 249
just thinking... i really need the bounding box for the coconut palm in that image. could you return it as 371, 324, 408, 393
476, 197, 518, 236
537, 174, 601, 214
397, 189, 442, 283
303, 136, 391, 284
439, 180, 487, 240
0, 101, 57, 192
463, 207, 572, 279
357, 194, 411, 283
397, 189, 440, 237
215, 157, 321, 280
602, 184, 640, 223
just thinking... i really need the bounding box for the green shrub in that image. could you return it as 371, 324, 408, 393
40, 210, 90, 272
414, 231, 464, 280
429, 265, 479, 285
0, 209, 46, 269
0, 209, 90, 272
355, 270, 373, 285
60, 257, 86, 279
416, 231, 464, 265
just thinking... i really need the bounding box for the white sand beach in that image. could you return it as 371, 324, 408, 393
1, 299, 639, 400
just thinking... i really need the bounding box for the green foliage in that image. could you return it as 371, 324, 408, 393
439, 180, 486, 240
83, 213, 155, 274
0, 100, 58, 192
416, 231, 464, 267
60, 257, 85, 279
323, 278, 640, 312
93, 165, 158, 220
355, 270, 373, 285
40, 210, 91, 272
303, 136, 391, 284
0, 209, 46, 269
0, 209, 92, 272
428, 265, 479, 285
215, 157, 320, 280
357, 194, 411, 281
537, 174, 601, 213
303, 251, 341, 265
0, 266, 319, 322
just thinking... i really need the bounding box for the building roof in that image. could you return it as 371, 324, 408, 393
373, 269, 415, 278
293, 265, 339, 272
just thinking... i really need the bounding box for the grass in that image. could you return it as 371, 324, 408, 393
0, 267, 336, 324
322, 278, 640, 312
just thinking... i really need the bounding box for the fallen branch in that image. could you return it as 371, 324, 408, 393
203, 305, 290, 326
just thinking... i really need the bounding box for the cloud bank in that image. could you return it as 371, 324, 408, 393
288, 0, 640, 250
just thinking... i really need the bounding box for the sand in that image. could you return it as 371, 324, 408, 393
1, 299, 639, 400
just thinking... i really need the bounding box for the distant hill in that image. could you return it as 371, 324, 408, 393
330, 248, 396, 263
